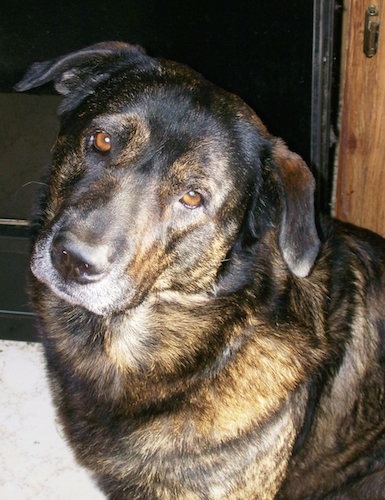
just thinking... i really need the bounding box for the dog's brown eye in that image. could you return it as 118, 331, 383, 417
180, 190, 203, 209
92, 131, 112, 153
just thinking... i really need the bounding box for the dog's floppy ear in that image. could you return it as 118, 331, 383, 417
271, 139, 320, 277
15, 41, 150, 114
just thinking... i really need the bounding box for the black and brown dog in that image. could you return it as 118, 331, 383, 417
16, 42, 385, 499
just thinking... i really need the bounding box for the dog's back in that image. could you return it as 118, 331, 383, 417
279, 220, 385, 498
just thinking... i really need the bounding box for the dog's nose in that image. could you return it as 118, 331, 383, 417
51, 231, 112, 284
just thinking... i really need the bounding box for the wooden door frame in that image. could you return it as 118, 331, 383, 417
334, 0, 385, 236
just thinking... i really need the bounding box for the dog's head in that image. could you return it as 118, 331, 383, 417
16, 42, 320, 315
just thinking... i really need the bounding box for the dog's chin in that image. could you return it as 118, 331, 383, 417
41, 276, 136, 316
52, 284, 134, 316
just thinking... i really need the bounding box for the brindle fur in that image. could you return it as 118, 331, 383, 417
16, 42, 385, 499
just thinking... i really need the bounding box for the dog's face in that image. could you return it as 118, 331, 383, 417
17, 42, 320, 315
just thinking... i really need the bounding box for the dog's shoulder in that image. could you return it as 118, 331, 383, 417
319, 217, 385, 299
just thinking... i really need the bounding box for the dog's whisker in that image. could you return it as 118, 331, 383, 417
22, 180, 49, 188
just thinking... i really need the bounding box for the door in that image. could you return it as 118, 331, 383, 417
335, 0, 385, 237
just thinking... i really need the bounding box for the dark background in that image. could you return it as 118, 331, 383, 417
0, 1, 340, 341
1, 0, 314, 161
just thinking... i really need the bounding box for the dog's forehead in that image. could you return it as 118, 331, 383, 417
65, 59, 269, 182
82, 60, 242, 131
84, 81, 236, 154
84, 60, 271, 153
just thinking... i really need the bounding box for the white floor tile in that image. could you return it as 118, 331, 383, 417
0, 340, 105, 499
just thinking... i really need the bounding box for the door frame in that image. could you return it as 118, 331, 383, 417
311, 0, 342, 213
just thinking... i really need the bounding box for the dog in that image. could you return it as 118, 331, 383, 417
16, 42, 385, 499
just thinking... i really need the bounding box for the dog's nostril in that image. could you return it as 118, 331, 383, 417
51, 232, 111, 284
